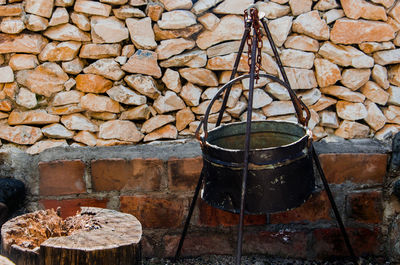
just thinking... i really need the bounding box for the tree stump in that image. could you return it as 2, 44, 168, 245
0, 256, 15, 265
1, 207, 142, 265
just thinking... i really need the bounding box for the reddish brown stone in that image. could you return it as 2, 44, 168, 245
270, 191, 331, 224
312, 227, 380, 258
346, 191, 382, 224
167, 156, 202, 191
120, 195, 186, 228
318, 153, 387, 184
39, 160, 86, 196
39, 198, 108, 219
198, 200, 266, 227
91, 158, 164, 192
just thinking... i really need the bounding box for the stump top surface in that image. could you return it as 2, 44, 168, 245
0, 255, 15, 265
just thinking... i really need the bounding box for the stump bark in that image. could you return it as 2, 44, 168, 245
1, 207, 142, 265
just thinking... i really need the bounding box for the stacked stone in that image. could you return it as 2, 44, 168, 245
0, 0, 399, 153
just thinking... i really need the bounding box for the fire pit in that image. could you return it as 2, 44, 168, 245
1, 207, 142, 265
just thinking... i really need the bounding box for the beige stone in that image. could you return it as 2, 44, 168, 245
180, 83, 202, 106
8, 110, 59, 125
16, 63, 69, 97
388, 85, 400, 106
267, 16, 292, 48
42, 123, 74, 139
206, 53, 248, 72
323, 9, 345, 24
240, 110, 267, 121
318, 42, 374, 68
143, 124, 177, 142
314, 58, 341, 88
285, 67, 317, 89
74, 0, 111, 16
141, 114, 175, 133
320, 111, 339, 128
196, 15, 244, 49
192, 99, 222, 115
47, 104, 85, 115
292, 11, 329, 40
120, 104, 151, 120
156, 38, 195, 60
280, 49, 314, 69
70, 12, 90, 31
241, 74, 270, 90
297, 88, 321, 106
364, 101, 386, 131
62, 58, 85, 74
51, 90, 83, 106
207, 112, 231, 124
340, 68, 371, 90
0, 33, 47, 54
206, 41, 242, 58
106, 85, 146, 105
0, 125, 42, 145
160, 0, 192, 11
61, 113, 98, 132
359, 42, 394, 54
266, 82, 290, 101
126, 17, 156, 50
389, 64, 400, 87
213, 0, 253, 14
124, 74, 160, 99
179, 68, 218, 87
162, 69, 181, 93
87, 112, 117, 120
99, 120, 143, 142
130, 0, 148, 6
146, 2, 163, 21
389, 1, 400, 23
261, 53, 280, 76
335, 120, 370, 139
371, 0, 394, 8
310, 95, 337, 112
340, 0, 387, 21
79, 43, 121, 59
372, 65, 390, 89
321, 86, 365, 103
176, 107, 195, 131
122, 45, 135, 57
81, 93, 120, 113
101, 0, 128, 4
0, 66, 14, 83
374, 49, 400, 65
16, 87, 37, 109
198, 13, 220, 31
226, 84, 242, 107
243, 88, 273, 109
91, 16, 129, 44
49, 7, 69, 26
262, 101, 295, 117
96, 139, 133, 146
154, 24, 203, 41
9, 54, 38, 71
384, 105, 400, 124
153, 91, 186, 113
25, 15, 49, 32
39, 41, 81, 62
331, 19, 395, 44
191, 0, 223, 15
1, 17, 25, 34
76, 74, 112, 93
26, 0, 54, 18
289, 0, 312, 16
160, 50, 207, 68
226, 100, 247, 118
56, 0, 75, 7
83, 59, 125, 81
257, 1, 290, 19
73, 131, 97, 146
158, 10, 197, 30
201, 87, 219, 100
375, 124, 400, 140
284, 35, 319, 52
314, 0, 339, 11
114, 5, 146, 20
336, 101, 368, 120
0, 4, 22, 16
360, 81, 389, 105
44, 24, 91, 42
122, 50, 161, 78
3, 83, 17, 99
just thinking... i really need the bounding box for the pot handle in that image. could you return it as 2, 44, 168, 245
196, 73, 311, 145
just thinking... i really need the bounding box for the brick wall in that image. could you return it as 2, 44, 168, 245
23, 139, 389, 260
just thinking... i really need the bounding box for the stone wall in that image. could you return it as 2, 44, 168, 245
0, 0, 400, 152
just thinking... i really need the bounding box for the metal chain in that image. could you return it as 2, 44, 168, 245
244, 8, 263, 83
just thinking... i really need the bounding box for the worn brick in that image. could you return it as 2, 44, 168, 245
198, 199, 266, 227
91, 158, 164, 192
39, 160, 86, 196
270, 191, 331, 224
312, 227, 381, 258
168, 156, 202, 191
39, 198, 108, 219
164, 233, 233, 257
243, 230, 309, 258
120, 195, 186, 228
318, 153, 387, 184
346, 191, 382, 224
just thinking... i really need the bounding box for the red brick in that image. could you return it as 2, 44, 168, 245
318, 153, 387, 184
243, 230, 309, 258
312, 227, 381, 258
91, 158, 164, 192
39, 160, 86, 196
168, 156, 202, 191
198, 199, 266, 227
270, 191, 331, 224
120, 195, 186, 229
39, 198, 108, 219
164, 233, 233, 257
346, 191, 382, 224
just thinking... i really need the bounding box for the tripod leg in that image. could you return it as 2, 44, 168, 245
174, 171, 204, 261
311, 146, 358, 264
